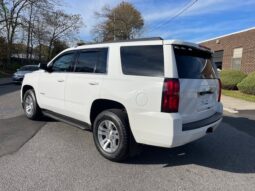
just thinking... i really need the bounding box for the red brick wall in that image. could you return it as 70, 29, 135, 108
200, 28, 255, 74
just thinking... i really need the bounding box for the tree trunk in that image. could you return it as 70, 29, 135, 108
26, 4, 33, 63
47, 39, 53, 61
38, 43, 42, 63
5, 42, 12, 70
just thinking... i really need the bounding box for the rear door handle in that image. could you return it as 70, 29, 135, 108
198, 91, 214, 96
57, 79, 64, 83
89, 82, 99, 85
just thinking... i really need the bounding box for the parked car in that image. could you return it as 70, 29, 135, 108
12, 65, 38, 83
21, 38, 223, 161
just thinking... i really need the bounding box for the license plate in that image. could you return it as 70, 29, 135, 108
201, 95, 209, 105
198, 95, 212, 111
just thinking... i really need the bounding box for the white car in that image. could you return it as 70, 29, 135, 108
21, 38, 223, 161
12, 65, 38, 83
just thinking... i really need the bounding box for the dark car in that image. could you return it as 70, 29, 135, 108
12, 65, 38, 83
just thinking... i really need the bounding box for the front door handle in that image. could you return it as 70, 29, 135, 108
89, 82, 99, 85
57, 79, 64, 83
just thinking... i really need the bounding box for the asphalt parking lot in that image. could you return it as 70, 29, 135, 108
0, 83, 255, 191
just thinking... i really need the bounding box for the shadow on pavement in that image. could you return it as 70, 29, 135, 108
223, 113, 255, 137
127, 115, 255, 174
0, 83, 21, 96
0, 115, 54, 157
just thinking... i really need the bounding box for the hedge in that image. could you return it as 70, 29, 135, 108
237, 72, 255, 95
220, 70, 247, 90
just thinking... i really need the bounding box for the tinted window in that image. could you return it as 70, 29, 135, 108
174, 45, 217, 79
75, 48, 107, 73
120, 45, 164, 77
20, 66, 29, 71
29, 66, 38, 71
52, 53, 74, 72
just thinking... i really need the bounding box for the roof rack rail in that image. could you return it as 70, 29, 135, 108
77, 37, 163, 46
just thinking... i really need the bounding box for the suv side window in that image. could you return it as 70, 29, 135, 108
120, 45, 164, 77
51, 53, 75, 72
75, 48, 108, 73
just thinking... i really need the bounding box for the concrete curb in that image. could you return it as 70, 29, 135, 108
223, 107, 239, 114
222, 95, 255, 112
0, 78, 12, 86
0, 82, 13, 86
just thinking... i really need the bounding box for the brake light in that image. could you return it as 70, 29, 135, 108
161, 79, 180, 113
218, 79, 222, 102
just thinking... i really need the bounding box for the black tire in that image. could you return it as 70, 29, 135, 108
93, 109, 130, 162
23, 89, 42, 120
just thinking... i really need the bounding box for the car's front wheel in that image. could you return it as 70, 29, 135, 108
23, 89, 42, 120
93, 109, 130, 162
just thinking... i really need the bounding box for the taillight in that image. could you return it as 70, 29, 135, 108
161, 79, 180, 113
218, 79, 222, 102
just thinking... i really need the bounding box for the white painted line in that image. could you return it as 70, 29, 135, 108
223, 107, 239, 114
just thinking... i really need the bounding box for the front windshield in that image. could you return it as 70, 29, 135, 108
19, 66, 38, 71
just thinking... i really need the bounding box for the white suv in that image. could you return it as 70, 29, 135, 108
21, 38, 223, 161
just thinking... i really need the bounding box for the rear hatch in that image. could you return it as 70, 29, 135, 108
173, 44, 219, 124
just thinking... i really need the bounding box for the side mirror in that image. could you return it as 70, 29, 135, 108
38, 63, 50, 71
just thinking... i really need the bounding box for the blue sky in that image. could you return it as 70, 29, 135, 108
63, 0, 255, 42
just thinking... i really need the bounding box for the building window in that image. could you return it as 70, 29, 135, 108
213, 50, 224, 70
232, 47, 243, 70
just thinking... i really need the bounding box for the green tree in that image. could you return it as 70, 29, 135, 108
51, 40, 68, 59
33, 44, 49, 63
76, 40, 86, 46
93, 2, 144, 42
0, 0, 31, 68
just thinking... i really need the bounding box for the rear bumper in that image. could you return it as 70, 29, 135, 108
130, 103, 223, 148
182, 112, 222, 131
171, 117, 222, 148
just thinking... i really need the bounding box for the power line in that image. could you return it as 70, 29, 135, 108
149, 0, 199, 33
150, 0, 198, 32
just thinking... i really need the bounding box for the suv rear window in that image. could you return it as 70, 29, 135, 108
120, 45, 164, 77
174, 45, 217, 79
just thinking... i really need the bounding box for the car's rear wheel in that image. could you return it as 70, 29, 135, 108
93, 109, 130, 162
23, 89, 42, 120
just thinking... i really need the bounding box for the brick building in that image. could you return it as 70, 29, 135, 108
200, 27, 255, 74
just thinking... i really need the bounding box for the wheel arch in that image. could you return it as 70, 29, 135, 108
90, 99, 129, 126
90, 99, 140, 159
22, 85, 34, 98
